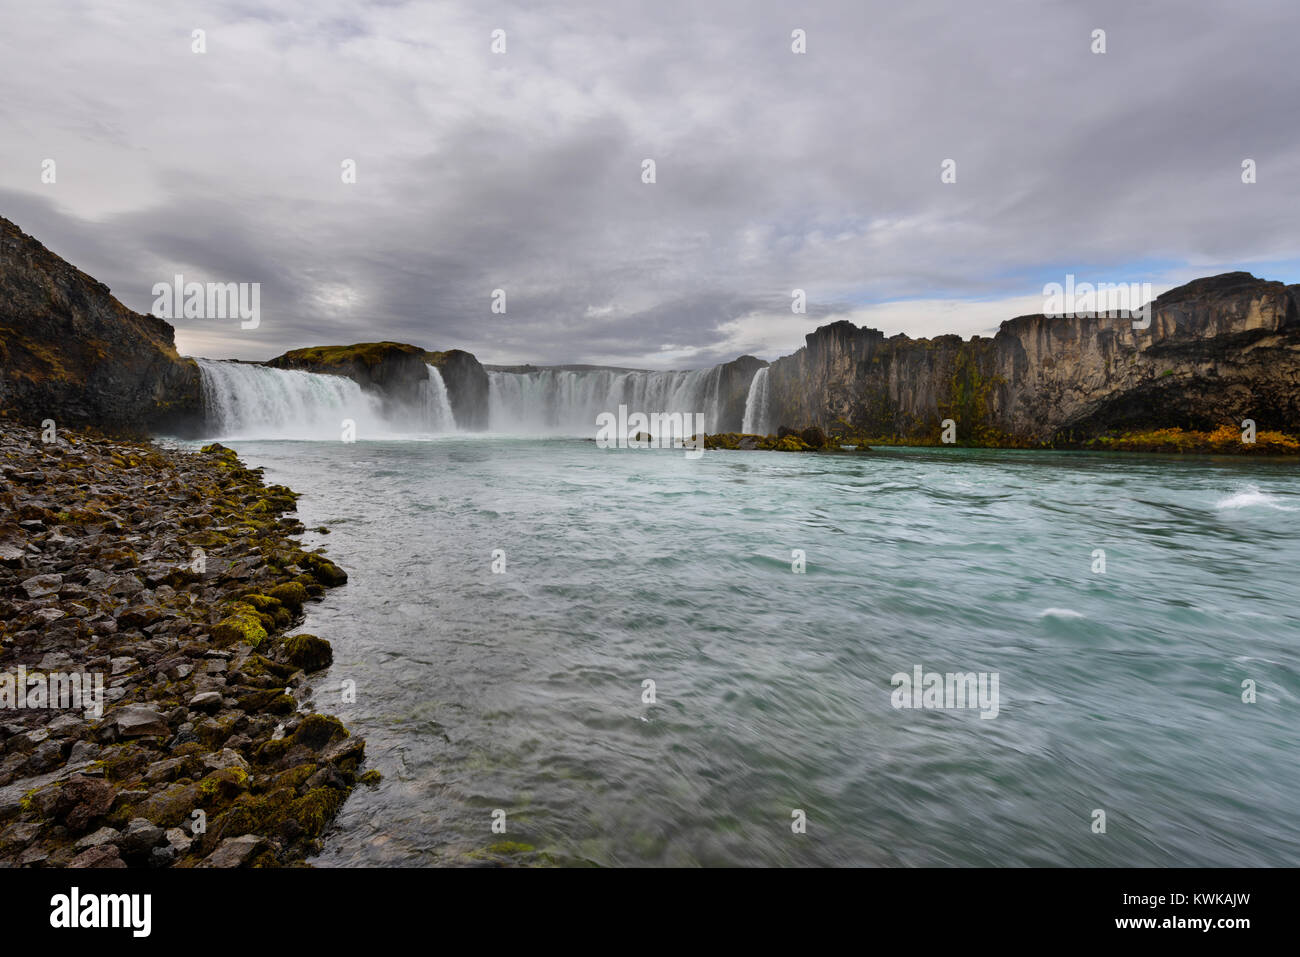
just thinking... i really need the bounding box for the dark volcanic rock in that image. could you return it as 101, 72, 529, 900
68, 844, 127, 868
112, 706, 170, 738
56, 776, 116, 831
0, 216, 202, 434
426, 349, 490, 429
712, 354, 767, 432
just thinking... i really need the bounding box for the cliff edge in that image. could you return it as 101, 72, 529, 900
0, 216, 201, 434
766, 273, 1300, 443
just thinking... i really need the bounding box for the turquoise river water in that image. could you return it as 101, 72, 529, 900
190, 438, 1300, 867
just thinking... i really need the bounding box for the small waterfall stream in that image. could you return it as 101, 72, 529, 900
741, 366, 771, 434
421, 365, 457, 432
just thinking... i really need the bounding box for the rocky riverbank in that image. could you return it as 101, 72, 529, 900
0, 420, 372, 867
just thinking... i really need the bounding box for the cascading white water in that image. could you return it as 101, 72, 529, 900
741, 366, 771, 435
487, 367, 726, 435
420, 365, 457, 432
197, 358, 394, 440
197, 358, 734, 440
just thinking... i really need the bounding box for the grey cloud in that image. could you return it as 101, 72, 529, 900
1, 0, 1296, 366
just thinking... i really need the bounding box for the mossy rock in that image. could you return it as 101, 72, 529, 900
302, 552, 348, 586
292, 714, 348, 751
257, 714, 349, 764
133, 783, 200, 827
269, 764, 319, 792
211, 603, 268, 648
196, 767, 250, 804
241, 593, 291, 628
197, 791, 287, 856
193, 716, 238, 749
704, 433, 743, 450
282, 633, 333, 672
241, 593, 281, 613
287, 786, 349, 838
241, 654, 297, 681
1085, 425, 1300, 455
267, 581, 308, 611
164, 567, 202, 589
189, 530, 232, 549
100, 749, 152, 782
199, 443, 240, 463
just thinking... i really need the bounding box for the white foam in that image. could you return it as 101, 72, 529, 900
1214, 485, 1296, 511
1038, 607, 1085, 619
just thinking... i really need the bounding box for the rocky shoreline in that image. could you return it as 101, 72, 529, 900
702, 424, 1300, 455
0, 420, 371, 867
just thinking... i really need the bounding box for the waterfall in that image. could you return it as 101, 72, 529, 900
487, 367, 726, 435
421, 365, 457, 432
196, 358, 735, 440
197, 358, 393, 440
741, 366, 771, 434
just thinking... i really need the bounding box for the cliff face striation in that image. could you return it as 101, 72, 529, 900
265, 342, 490, 429
766, 273, 1300, 443
0, 217, 201, 434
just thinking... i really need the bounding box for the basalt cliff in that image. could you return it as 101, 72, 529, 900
764, 273, 1300, 443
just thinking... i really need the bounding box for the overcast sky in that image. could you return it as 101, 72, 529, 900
1, 0, 1298, 367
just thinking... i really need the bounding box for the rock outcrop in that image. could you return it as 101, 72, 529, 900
713, 354, 767, 433
766, 273, 1300, 443
426, 349, 490, 429
0, 216, 201, 434
265, 342, 429, 402
265, 342, 490, 430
